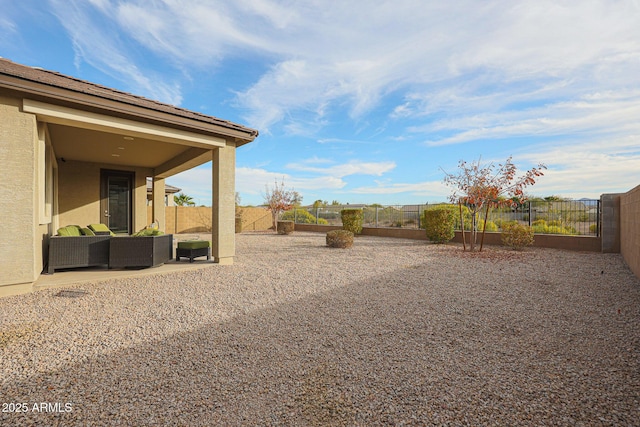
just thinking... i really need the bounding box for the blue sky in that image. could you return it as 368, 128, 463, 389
2, 1, 639, 206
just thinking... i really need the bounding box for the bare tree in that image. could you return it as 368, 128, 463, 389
263, 178, 302, 232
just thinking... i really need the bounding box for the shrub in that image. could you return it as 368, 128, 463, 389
589, 224, 598, 234
281, 208, 328, 224
422, 207, 456, 243
532, 219, 547, 227
326, 230, 354, 248
532, 224, 548, 233
546, 225, 576, 235
502, 222, 534, 250
477, 219, 498, 232
533, 224, 577, 235
450, 204, 472, 230
341, 209, 363, 234
277, 220, 294, 235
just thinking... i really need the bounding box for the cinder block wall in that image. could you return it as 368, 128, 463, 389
620, 185, 640, 278
601, 193, 621, 253
149, 206, 272, 233
238, 207, 272, 231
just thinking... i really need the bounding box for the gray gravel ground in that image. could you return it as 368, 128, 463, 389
1, 231, 639, 426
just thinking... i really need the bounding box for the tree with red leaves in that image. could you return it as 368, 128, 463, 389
263, 178, 302, 233
443, 156, 546, 251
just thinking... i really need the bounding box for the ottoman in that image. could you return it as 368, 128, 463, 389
176, 240, 211, 263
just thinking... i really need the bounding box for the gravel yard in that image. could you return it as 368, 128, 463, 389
1, 231, 639, 426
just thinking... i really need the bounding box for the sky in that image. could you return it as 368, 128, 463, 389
2, 0, 639, 206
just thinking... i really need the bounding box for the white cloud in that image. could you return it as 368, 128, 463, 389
514, 135, 640, 198
171, 158, 399, 205
44, 0, 640, 137
228, 0, 640, 130
236, 166, 346, 203
0, 17, 16, 34
33, 0, 640, 203
350, 180, 450, 199
285, 160, 396, 178
412, 89, 640, 146
48, 0, 183, 105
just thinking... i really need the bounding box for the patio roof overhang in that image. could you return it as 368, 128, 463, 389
23, 99, 218, 177
0, 58, 258, 178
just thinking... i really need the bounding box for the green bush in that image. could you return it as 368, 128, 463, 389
341, 209, 363, 234
422, 207, 456, 243
493, 218, 506, 229
502, 222, 534, 250
547, 225, 576, 235
532, 224, 548, 233
454, 205, 472, 230
477, 219, 498, 232
326, 230, 354, 248
281, 209, 328, 225
423, 204, 470, 231
532, 219, 547, 227
589, 224, 598, 234
532, 223, 577, 235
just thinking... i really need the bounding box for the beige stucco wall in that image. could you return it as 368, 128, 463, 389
57, 160, 151, 233
620, 184, 640, 279
239, 207, 272, 231
0, 96, 39, 289
149, 206, 272, 233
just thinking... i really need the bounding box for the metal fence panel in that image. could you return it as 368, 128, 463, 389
287, 200, 600, 236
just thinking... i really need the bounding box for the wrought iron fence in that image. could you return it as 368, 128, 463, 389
286, 200, 600, 236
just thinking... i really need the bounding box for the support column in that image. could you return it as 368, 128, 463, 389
152, 177, 166, 232
212, 144, 236, 264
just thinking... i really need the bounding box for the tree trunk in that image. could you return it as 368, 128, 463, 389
479, 203, 490, 252
470, 211, 477, 251
459, 202, 466, 251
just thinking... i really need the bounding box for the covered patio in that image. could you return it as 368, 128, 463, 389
33, 234, 216, 292
0, 58, 258, 296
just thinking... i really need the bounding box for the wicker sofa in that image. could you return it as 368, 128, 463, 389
47, 234, 111, 274
108, 234, 173, 269
47, 225, 173, 273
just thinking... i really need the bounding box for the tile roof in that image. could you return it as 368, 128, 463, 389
146, 177, 181, 193
0, 57, 258, 138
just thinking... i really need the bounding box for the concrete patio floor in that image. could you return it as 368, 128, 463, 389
34, 233, 216, 292
34, 259, 216, 291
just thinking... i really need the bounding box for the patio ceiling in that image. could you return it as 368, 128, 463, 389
24, 99, 223, 176
49, 123, 191, 169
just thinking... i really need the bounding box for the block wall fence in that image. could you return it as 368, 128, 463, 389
148, 206, 272, 234
619, 185, 640, 279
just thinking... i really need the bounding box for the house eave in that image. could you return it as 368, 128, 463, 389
0, 68, 258, 146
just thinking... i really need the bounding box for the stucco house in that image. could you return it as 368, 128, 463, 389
146, 177, 181, 206
0, 58, 258, 296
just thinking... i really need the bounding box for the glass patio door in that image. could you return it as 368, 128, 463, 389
100, 170, 133, 234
